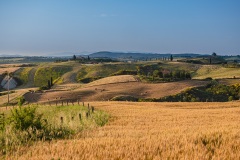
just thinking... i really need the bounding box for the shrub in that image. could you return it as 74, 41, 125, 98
78, 77, 102, 83
18, 96, 25, 106
111, 70, 137, 76
9, 106, 44, 131
38, 86, 49, 91
111, 95, 139, 102
93, 111, 109, 126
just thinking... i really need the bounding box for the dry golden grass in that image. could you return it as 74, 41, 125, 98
0, 67, 20, 74
24, 80, 207, 103
86, 75, 138, 87
6, 101, 240, 159
0, 88, 37, 106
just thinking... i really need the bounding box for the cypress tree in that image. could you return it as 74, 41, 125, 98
48, 80, 51, 89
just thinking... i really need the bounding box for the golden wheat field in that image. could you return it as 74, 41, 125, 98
6, 101, 240, 160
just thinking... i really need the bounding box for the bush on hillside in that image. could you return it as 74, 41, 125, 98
111, 70, 137, 76
141, 83, 240, 102
78, 77, 103, 83
111, 95, 139, 102
9, 106, 44, 131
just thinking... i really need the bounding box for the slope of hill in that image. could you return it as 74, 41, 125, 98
193, 65, 240, 79
86, 75, 139, 87
24, 80, 207, 103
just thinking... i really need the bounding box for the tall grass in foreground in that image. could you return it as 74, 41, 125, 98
0, 104, 109, 157
6, 101, 240, 160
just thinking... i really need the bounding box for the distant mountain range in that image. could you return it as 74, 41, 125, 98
0, 54, 23, 57
0, 51, 210, 59
88, 51, 205, 59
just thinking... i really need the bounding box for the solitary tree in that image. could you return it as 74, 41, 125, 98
50, 77, 53, 86
212, 52, 217, 56
48, 80, 51, 89
73, 55, 77, 60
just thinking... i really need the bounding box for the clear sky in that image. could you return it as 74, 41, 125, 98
0, 0, 239, 56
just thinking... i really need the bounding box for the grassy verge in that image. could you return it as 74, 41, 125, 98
0, 104, 109, 157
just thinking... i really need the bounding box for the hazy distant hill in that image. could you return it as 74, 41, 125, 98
89, 51, 203, 60
0, 54, 23, 57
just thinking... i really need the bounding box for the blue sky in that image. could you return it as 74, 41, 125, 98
0, 0, 239, 56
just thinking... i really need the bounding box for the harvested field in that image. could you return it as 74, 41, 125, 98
0, 67, 20, 74
0, 88, 36, 106
86, 75, 139, 87
24, 80, 207, 103
7, 101, 240, 159
218, 78, 240, 85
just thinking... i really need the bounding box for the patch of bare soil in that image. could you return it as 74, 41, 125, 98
24, 80, 207, 103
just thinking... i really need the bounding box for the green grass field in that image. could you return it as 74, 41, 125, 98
34, 65, 72, 87
76, 63, 137, 81
37, 104, 109, 130
14, 67, 32, 84
193, 65, 240, 79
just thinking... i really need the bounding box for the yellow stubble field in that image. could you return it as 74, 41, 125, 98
7, 101, 240, 160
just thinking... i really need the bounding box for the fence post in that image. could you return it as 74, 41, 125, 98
82, 102, 84, 106
86, 112, 88, 119
91, 106, 94, 113
60, 117, 63, 124
79, 113, 81, 121
78, 100, 79, 105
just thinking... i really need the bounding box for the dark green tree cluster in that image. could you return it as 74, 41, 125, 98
136, 64, 159, 76
137, 64, 191, 82
151, 83, 240, 102
111, 70, 137, 76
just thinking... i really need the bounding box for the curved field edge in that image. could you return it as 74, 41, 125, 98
5, 101, 240, 159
